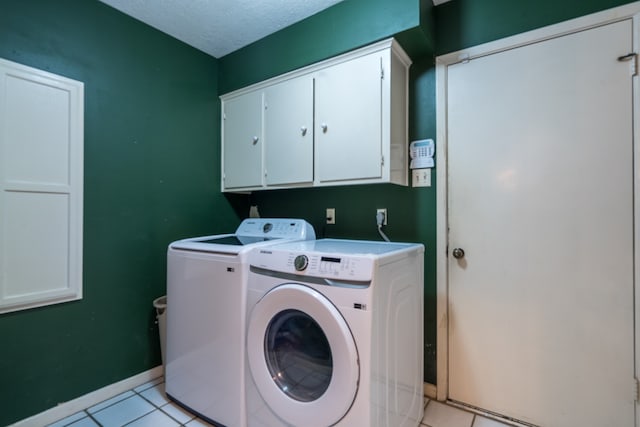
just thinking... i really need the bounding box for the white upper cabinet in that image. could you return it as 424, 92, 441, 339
315, 51, 383, 184
221, 38, 411, 192
264, 75, 314, 186
222, 90, 263, 189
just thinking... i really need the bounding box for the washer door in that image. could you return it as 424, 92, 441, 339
247, 283, 359, 427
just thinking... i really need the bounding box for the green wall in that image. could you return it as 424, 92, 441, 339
435, 0, 637, 55
219, 0, 431, 93
0, 1, 241, 425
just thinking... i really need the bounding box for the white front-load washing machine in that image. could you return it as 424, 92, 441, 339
245, 239, 424, 427
165, 219, 315, 427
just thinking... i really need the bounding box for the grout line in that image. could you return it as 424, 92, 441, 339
132, 382, 191, 426
133, 377, 163, 394
120, 409, 155, 427
90, 393, 154, 427
85, 411, 102, 427
133, 387, 160, 409
157, 405, 192, 426
87, 391, 135, 415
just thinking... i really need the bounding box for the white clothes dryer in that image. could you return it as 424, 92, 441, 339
165, 219, 315, 427
245, 239, 424, 427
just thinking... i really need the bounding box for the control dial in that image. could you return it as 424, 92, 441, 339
294, 255, 309, 271
263, 223, 273, 233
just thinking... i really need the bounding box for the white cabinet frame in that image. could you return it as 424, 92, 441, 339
0, 58, 84, 314
220, 38, 411, 192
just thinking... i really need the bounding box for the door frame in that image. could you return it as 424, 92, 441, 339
435, 0, 640, 414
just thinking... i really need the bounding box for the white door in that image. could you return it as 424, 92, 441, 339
264, 75, 314, 186
222, 90, 263, 189
447, 20, 635, 427
315, 52, 382, 183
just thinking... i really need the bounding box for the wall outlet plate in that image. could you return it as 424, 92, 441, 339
376, 208, 387, 225
326, 208, 336, 224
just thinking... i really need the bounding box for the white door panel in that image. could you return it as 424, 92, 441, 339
315, 52, 382, 183
264, 76, 313, 186
447, 20, 634, 427
223, 91, 263, 189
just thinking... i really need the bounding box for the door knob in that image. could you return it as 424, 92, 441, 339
452, 248, 465, 259
301, 126, 307, 136
321, 123, 328, 133
252, 136, 259, 145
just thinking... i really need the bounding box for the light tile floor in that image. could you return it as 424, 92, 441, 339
46, 377, 513, 427
421, 399, 513, 427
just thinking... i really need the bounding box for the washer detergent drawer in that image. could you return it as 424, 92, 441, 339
165, 249, 245, 426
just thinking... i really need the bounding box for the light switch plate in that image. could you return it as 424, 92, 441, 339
412, 169, 431, 187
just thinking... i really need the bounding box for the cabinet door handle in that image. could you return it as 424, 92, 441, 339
252, 136, 259, 145
321, 123, 328, 133
301, 126, 307, 136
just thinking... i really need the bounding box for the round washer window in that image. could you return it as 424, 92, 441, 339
264, 309, 333, 402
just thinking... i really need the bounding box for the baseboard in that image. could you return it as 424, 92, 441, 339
9, 366, 163, 427
423, 382, 437, 399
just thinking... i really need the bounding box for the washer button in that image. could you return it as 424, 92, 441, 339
294, 255, 309, 271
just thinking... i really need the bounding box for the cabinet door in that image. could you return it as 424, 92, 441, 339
315, 52, 382, 183
264, 76, 313, 186
222, 91, 263, 189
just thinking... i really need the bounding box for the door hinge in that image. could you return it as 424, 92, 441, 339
618, 52, 638, 76
381, 155, 385, 166
634, 377, 639, 401
380, 60, 385, 79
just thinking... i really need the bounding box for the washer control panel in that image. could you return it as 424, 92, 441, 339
251, 249, 374, 281
291, 253, 373, 280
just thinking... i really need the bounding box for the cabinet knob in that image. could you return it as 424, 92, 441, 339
321, 123, 328, 133
301, 126, 307, 136
252, 136, 259, 145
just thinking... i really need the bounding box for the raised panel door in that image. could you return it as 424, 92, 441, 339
222, 91, 263, 189
264, 76, 313, 186
315, 52, 382, 183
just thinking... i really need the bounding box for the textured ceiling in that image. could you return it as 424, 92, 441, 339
99, 0, 344, 58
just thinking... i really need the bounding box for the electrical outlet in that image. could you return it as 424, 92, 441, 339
376, 208, 387, 225
326, 208, 336, 224
412, 169, 431, 187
